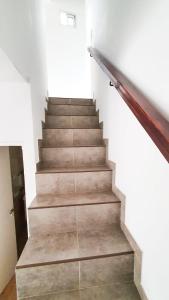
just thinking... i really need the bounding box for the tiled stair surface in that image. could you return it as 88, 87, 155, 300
16, 98, 141, 300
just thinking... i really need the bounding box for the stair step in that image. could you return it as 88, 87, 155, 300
16, 232, 134, 299
29, 191, 120, 208
45, 115, 100, 129
16, 225, 133, 268
49, 97, 93, 105
18, 282, 140, 300
28, 192, 121, 237
42, 128, 103, 147
40, 146, 106, 168
29, 205, 121, 239
29, 192, 120, 237
37, 165, 111, 173
36, 167, 112, 195
47, 104, 96, 116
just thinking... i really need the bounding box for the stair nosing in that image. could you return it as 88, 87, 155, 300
44, 127, 100, 129
16, 251, 134, 270
46, 114, 97, 117
46, 115, 98, 117
29, 200, 120, 210
49, 97, 93, 100
43, 128, 102, 130
36, 167, 112, 174
40, 145, 105, 149
41, 144, 104, 148
48, 103, 95, 107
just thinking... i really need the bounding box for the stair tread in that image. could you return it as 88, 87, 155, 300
46, 114, 97, 116
43, 128, 102, 130
40, 145, 105, 149
29, 191, 120, 209
48, 103, 95, 107
42, 144, 104, 148
44, 127, 100, 129
37, 165, 111, 174
22, 282, 140, 300
16, 225, 133, 269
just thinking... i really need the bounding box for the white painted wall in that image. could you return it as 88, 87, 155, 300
45, 0, 91, 98
0, 147, 17, 294
0, 0, 48, 161
86, 1, 169, 300
0, 49, 36, 210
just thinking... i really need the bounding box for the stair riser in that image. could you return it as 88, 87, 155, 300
36, 171, 112, 195
41, 147, 106, 168
43, 129, 103, 147
28, 203, 120, 237
16, 254, 133, 299
47, 104, 96, 116
16, 262, 79, 299
49, 98, 93, 105
45, 116, 99, 128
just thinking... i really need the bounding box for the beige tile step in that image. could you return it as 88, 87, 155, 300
36, 167, 112, 195
42, 128, 103, 147
16, 225, 134, 299
20, 282, 141, 300
16, 257, 136, 299
28, 198, 121, 237
49, 97, 93, 105
37, 165, 111, 173
47, 104, 96, 116
45, 115, 100, 129
40, 146, 106, 168
29, 191, 120, 208
16, 225, 133, 268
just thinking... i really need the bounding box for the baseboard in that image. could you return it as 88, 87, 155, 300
112, 180, 148, 300
103, 138, 148, 300
121, 221, 149, 300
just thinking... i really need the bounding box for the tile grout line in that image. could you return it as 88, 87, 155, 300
71, 115, 73, 129
75, 206, 81, 293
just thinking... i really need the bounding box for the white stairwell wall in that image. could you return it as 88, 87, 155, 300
85, 1, 169, 300
0, 0, 47, 291
0, 0, 48, 209
0, 49, 36, 208
45, 0, 91, 98
0, 0, 48, 162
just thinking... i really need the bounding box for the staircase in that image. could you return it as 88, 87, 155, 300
16, 98, 141, 299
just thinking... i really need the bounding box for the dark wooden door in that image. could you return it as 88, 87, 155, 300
9, 146, 28, 258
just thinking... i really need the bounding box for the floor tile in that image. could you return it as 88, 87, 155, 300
30, 192, 119, 209
80, 282, 141, 300
80, 254, 134, 288
29, 206, 76, 236
17, 232, 78, 267
16, 262, 79, 298
24, 290, 80, 300
78, 226, 132, 258
77, 203, 120, 231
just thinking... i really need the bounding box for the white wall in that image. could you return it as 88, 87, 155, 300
45, 0, 91, 98
0, 147, 17, 293
0, 0, 48, 161
86, 1, 169, 300
0, 49, 36, 209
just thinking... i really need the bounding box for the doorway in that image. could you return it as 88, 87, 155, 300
9, 146, 28, 258
0, 146, 28, 298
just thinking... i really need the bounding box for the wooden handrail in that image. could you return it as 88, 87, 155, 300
89, 47, 169, 163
